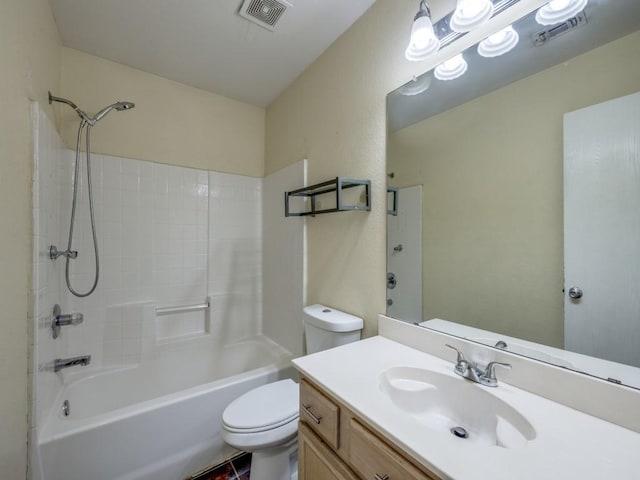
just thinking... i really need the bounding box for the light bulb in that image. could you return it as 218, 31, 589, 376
450, 0, 494, 33
488, 29, 508, 45
405, 5, 441, 62
536, 0, 587, 26
478, 25, 520, 58
458, 0, 486, 18
434, 54, 468, 81
549, 0, 572, 10
411, 15, 435, 49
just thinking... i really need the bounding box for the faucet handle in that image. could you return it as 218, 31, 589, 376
481, 361, 512, 386
445, 344, 465, 363
445, 344, 469, 375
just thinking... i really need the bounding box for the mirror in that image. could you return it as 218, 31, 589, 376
386, 0, 640, 389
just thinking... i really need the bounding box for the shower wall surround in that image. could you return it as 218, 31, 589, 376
209, 172, 263, 344
31, 103, 271, 476
31, 105, 70, 474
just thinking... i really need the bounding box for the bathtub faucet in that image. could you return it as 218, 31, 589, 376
54, 355, 91, 372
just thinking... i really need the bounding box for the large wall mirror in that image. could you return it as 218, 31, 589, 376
386, 0, 640, 389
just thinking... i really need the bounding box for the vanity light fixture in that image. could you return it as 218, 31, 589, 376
536, 0, 588, 26
478, 25, 519, 57
450, 0, 494, 33
434, 54, 468, 81
405, 1, 441, 62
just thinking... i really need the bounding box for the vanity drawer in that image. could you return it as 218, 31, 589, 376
300, 379, 340, 450
349, 419, 433, 480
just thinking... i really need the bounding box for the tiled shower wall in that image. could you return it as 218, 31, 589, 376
60, 152, 212, 365
30, 104, 70, 477
31, 103, 264, 447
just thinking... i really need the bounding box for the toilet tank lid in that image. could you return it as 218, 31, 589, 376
303, 304, 364, 332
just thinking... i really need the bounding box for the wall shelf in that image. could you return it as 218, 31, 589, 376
387, 186, 398, 216
285, 177, 371, 217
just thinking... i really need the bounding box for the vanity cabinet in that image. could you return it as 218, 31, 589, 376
299, 378, 439, 480
299, 423, 359, 480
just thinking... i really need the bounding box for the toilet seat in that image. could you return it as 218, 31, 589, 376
221, 379, 300, 451
224, 411, 299, 434
223, 379, 299, 431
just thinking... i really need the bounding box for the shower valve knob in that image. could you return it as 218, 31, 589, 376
49, 246, 78, 260
52, 304, 84, 339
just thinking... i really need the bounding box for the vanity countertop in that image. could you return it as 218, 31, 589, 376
292, 336, 640, 480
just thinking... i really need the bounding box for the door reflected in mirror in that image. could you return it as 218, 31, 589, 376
386, 1, 640, 389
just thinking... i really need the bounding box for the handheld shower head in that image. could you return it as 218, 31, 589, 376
93, 101, 136, 122
115, 101, 135, 111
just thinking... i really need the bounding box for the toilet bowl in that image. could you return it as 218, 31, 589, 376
221, 305, 363, 480
221, 379, 299, 480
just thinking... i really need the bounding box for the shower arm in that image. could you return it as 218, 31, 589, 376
48, 91, 95, 125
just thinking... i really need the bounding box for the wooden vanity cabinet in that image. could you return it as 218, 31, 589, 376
299, 423, 359, 480
298, 377, 440, 480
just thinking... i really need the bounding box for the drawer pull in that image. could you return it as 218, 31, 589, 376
302, 404, 322, 424
374, 475, 390, 480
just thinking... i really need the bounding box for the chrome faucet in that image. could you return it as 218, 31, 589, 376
53, 355, 91, 372
445, 344, 511, 387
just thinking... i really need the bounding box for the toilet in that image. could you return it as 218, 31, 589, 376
221, 304, 363, 480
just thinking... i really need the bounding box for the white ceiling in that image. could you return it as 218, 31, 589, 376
49, 0, 376, 107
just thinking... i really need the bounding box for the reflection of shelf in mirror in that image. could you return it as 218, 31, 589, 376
387, 186, 398, 216
285, 177, 371, 217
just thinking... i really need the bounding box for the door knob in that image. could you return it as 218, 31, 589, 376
387, 273, 397, 289
568, 287, 583, 299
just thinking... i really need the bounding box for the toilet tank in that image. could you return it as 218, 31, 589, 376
303, 304, 363, 354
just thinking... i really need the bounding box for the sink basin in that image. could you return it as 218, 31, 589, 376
379, 366, 536, 449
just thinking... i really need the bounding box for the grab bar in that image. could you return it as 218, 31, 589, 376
156, 301, 210, 316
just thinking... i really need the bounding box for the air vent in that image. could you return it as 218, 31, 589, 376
239, 0, 292, 31
533, 11, 587, 47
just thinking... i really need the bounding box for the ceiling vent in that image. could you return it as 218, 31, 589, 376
239, 0, 292, 31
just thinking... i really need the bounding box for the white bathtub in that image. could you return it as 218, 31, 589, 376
37, 336, 295, 480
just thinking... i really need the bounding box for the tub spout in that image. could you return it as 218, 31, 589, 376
54, 355, 91, 372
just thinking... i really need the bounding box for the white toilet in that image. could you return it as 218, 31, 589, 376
221, 304, 363, 480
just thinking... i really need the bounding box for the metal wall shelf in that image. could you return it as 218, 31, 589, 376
387, 186, 398, 216
285, 177, 371, 217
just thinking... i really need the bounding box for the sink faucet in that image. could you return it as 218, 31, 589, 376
445, 344, 511, 387
53, 355, 91, 372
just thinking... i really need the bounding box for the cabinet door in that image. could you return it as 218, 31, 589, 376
349, 419, 434, 480
299, 423, 359, 480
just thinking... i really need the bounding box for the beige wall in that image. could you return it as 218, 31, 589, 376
0, 0, 555, 475
0, 0, 61, 477
60, 48, 265, 176
265, 0, 548, 337
265, 0, 442, 338
389, 30, 640, 347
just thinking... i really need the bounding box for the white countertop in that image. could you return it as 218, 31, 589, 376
292, 336, 640, 480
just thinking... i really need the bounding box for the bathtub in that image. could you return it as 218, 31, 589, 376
37, 336, 295, 480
